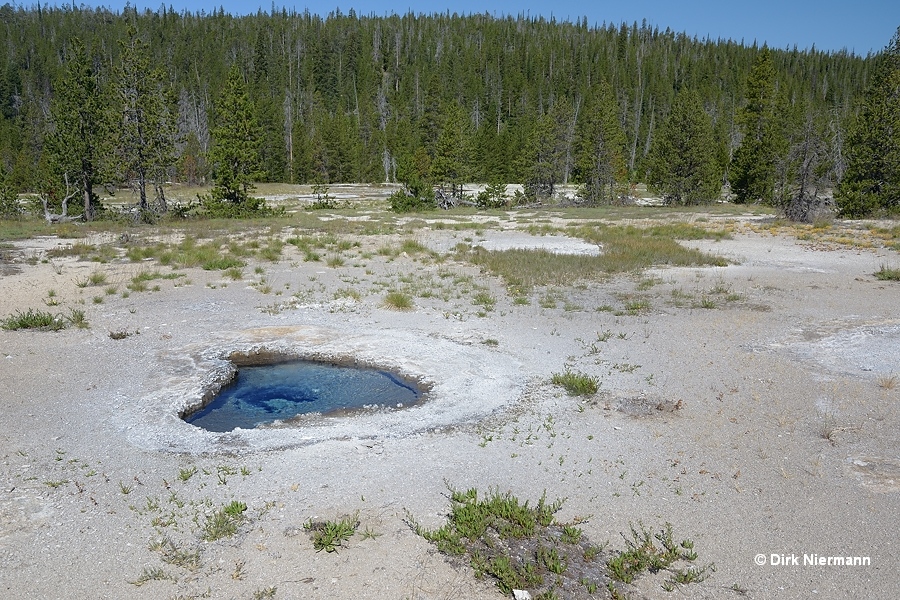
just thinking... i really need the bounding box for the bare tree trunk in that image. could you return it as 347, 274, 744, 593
43, 173, 83, 224
153, 182, 168, 213
829, 108, 845, 182
284, 91, 294, 182
642, 97, 655, 159
81, 172, 93, 221
382, 148, 392, 183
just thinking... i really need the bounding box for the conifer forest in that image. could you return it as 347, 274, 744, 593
0, 5, 897, 219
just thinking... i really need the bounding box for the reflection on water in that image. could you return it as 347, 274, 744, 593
186, 360, 422, 432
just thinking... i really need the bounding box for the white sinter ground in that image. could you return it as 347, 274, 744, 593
1, 208, 898, 599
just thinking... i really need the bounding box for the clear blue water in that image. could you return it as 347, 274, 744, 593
185, 360, 422, 432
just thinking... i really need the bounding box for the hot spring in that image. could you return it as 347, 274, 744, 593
184, 359, 424, 432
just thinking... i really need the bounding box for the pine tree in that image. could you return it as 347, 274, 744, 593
45, 38, 111, 220
0, 163, 19, 218
114, 26, 176, 218
207, 65, 264, 206
252, 29, 288, 182
254, 93, 289, 182
523, 111, 562, 201
835, 27, 900, 217
730, 48, 785, 204
431, 103, 471, 198
575, 80, 627, 205
177, 132, 206, 185
647, 90, 722, 205
0, 8, 875, 195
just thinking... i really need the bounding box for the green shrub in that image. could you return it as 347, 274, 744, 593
307, 182, 338, 210
389, 189, 435, 213
475, 182, 508, 208
2, 309, 66, 331
199, 194, 284, 219
0, 179, 21, 219
874, 264, 900, 281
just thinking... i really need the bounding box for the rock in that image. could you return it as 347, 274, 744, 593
512, 590, 532, 600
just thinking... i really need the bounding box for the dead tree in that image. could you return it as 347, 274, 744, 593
783, 112, 832, 223
40, 174, 83, 224
435, 187, 457, 210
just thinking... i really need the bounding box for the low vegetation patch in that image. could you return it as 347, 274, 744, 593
46, 242, 118, 263
407, 486, 710, 599
129, 566, 175, 587
461, 224, 726, 293
201, 500, 248, 541
874, 264, 900, 281
576, 224, 728, 273
551, 371, 600, 396
383, 290, 413, 310
148, 536, 202, 572
306, 513, 360, 553
464, 247, 611, 293
1, 308, 67, 331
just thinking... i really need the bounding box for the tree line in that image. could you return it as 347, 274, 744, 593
0, 5, 896, 220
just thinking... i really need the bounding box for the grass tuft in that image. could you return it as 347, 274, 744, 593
874, 264, 900, 281
383, 291, 413, 311
149, 537, 202, 571
877, 374, 897, 390
129, 566, 175, 587
306, 513, 360, 553
202, 500, 247, 541
551, 370, 600, 396
67, 308, 88, 329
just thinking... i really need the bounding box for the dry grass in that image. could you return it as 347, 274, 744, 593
877, 374, 897, 390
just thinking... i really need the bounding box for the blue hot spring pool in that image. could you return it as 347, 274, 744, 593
185, 360, 423, 432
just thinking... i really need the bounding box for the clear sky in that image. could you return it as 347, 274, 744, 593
61, 1, 899, 55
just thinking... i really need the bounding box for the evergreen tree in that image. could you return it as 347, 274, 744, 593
431, 103, 471, 198
0, 164, 19, 218
647, 90, 722, 205
177, 132, 206, 185
252, 29, 289, 182
175, 89, 211, 184
206, 65, 264, 206
835, 27, 900, 217
730, 48, 785, 204
321, 108, 359, 182
575, 80, 627, 205
254, 93, 289, 182
389, 150, 435, 212
114, 26, 176, 218
290, 117, 315, 183
45, 38, 111, 220
523, 111, 562, 201
0, 7, 875, 195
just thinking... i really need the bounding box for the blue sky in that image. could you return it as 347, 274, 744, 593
70, 1, 898, 55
